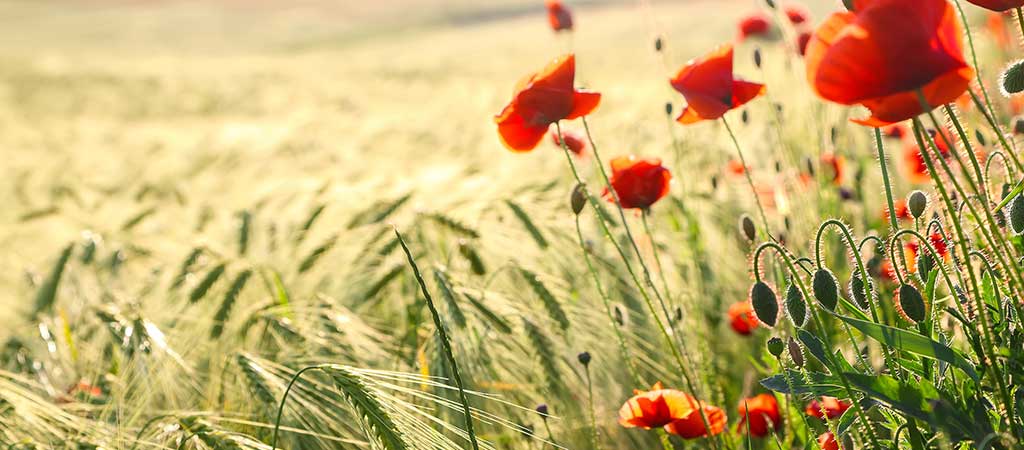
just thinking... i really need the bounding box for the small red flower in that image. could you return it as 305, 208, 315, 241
902, 128, 955, 184
818, 432, 840, 450
726, 159, 747, 176
604, 156, 672, 209
805, 0, 975, 127
551, 128, 586, 156
882, 123, 909, 140
883, 199, 912, 222
618, 382, 699, 429
664, 402, 727, 439
820, 152, 846, 185
546, 0, 573, 32
967, 0, 1024, 11
737, 394, 781, 437
728, 301, 760, 335
784, 4, 810, 25
805, 397, 851, 420
670, 44, 766, 124
738, 12, 772, 40
796, 30, 812, 56
495, 54, 601, 152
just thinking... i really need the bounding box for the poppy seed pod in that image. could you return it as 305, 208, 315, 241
766, 337, 784, 357
812, 269, 839, 311
665, 102, 673, 116
898, 284, 927, 323
753, 48, 762, 68
536, 404, 549, 416
841, 0, 854, 10
765, 0, 775, 8
1001, 60, 1024, 95
655, 37, 663, 52
917, 251, 935, 283
786, 283, 807, 327
741, 109, 750, 124
975, 129, 987, 146
787, 337, 804, 367
740, 214, 757, 241
1011, 194, 1024, 234
750, 281, 779, 327
577, 351, 591, 366
908, 190, 928, 219
571, 183, 587, 215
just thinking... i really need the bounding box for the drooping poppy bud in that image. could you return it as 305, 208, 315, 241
1014, 117, 1024, 135
812, 269, 839, 311
1001, 59, 1024, 95
786, 283, 807, 327
1010, 194, 1024, 234
787, 337, 804, 367
753, 48, 762, 68
766, 337, 784, 357
908, 190, 928, 219
577, 351, 591, 366
750, 281, 779, 327
897, 283, 927, 323
848, 274, 872, 310
665, 102, 674, 116
655, 37, 664, 52
571, 183, 587, 215
545, 1, 573, 32
975, 129, 988, 145
536, 404, 550, 415
728, 301, 760, 335
740, 214, 757, 241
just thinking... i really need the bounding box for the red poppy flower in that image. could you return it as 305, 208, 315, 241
875, 258, 898, 283
551, 128, 586, 156
546, 0, 573, 32
728, 301, 760, 335
737, 394, 781, 437
738, 13, 772, 40
670, 44, 766, 124
820, 152, 846, 185
818, 432, 840, 450
805, 397, 851, 420
664, 402, 727, 439
902, 128, 954, 183
883, 198, 912, 222
495, 54, 601, 152
904, 232, 950, 272
604, 156, 672, 209
726, 159, 746, 176
797, 30, 812, 56
805, 0, 974, 127
882, 123, 909, 139
784, 4, 810, 25
619, 382, 700, 429
967, 0, 1024, 11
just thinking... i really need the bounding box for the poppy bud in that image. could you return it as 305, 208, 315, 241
577, 351, 591, 366
753, 48, 762, 68
766, 337, 784, 357
1015, 117, 1024, 135
841, 0, 854, 11
765, 0, 776, 8
655, 37, 663, 52
1011, 194, 1024, 234
741, 109, 750, 124
711, 175, 719, 191
774, 160, 782, 173
908, 190, 928, 219
838, 188, 854, 201
536, 404, 549, 416
813, 269, 839, 311
613, 304, 626, 326
788, 337, 804, 367
786, 283, 807, 327
897, 284, 927, 323
804, 156, 815, 177
673, 306, 684, 322
848, 274, 872, 310
784, 216, 792, 231
830, 126, 838, 144
774, 103, 783, 114
750, 281, 779, 327
975, 129, 987, 146
665, 102, 673, 116
1001, 59, 1024, 95
571, 183, 587, 215
740, 214, 756, 241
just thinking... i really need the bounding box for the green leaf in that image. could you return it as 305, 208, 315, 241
760, 370, 844, 396
834, 314, 979, 381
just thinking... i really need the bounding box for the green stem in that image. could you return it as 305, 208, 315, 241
722, 116, 772, 239
271, 365, 329, 450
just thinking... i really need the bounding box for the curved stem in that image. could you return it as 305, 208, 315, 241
271, 365, 329, 450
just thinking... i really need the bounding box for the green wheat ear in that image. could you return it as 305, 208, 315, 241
1001, 60, 1024, 96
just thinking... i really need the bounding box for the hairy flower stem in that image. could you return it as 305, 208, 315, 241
583, 364, 603, 450
575, 214, 644, 386
557, 121, 720, 447
969, 89, 1023, 170
910, 123, 1017, 437
722, 116, 772, 239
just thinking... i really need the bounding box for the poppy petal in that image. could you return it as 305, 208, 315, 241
495, 106, 551, 152
731, 80, 766, 108
851, 66, 974, 127
565, 91, 602, 119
